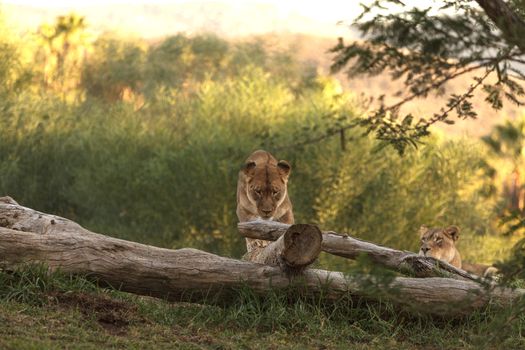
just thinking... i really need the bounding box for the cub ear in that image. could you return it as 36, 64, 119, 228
419, 225, 429, 238
444, 225, 460, 241
242, 161, 256, 177
277, 160, 291, 177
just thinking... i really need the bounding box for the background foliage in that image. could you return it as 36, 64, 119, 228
0, 12, 522, 268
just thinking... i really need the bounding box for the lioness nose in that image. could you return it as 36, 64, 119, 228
421, 247, 430, 254
262, 209, 272, 215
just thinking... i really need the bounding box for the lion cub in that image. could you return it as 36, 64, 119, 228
236, 150, 294, 253
418, 225, 497, 277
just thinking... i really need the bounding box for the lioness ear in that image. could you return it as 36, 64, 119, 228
242, 161, 256, 177
419, 225, 429, 238
277, 160, 291, 178
444, 225, 460, 241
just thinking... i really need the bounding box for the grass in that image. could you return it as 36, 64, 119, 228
1, 266, 524, 349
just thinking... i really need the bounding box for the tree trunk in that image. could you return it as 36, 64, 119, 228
238, 221, 480, 281
475, 0, 525, 52
0, 197, 523, 315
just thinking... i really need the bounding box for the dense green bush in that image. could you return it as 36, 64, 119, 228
0, 71, 499, 261
82, 35, 147, 102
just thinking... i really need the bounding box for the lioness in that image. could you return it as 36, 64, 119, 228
418, 225, 498, 277
236, 150, 294, 253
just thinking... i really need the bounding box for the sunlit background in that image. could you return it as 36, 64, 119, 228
2, 0, 519, 133
2, 0, 361, 38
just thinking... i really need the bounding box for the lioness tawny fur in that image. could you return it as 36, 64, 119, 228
418, 225, 498, 278
236, 150, 294, 253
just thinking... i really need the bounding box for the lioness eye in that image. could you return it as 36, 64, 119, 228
272, 190, 280, 197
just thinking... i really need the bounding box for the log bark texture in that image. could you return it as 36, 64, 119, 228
0, 197, 523, 315
238, 221, 482, 281
243, 223, 322, 274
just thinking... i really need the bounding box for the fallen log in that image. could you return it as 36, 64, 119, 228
243, 223, 322, 275
238, 221, 481, 281
0, 197, 523, 315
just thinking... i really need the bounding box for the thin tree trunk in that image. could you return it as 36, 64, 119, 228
476, 0, 525, 51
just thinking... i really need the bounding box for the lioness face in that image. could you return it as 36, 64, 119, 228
418, 225, 459, 263
243, 160, 291, 220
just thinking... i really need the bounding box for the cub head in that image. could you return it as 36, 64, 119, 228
242, 159, 291, 220
418, 225, 459, 263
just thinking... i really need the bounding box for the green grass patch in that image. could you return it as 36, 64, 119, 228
1, 266, 524, 349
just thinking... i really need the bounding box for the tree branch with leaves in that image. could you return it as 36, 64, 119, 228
320, 0, 525, 153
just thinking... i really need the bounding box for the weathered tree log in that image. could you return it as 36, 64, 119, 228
243, 223, 322, 275
0, 197, 523, 315
238, 221, 482, 281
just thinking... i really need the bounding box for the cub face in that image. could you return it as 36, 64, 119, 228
418, 225, 460, 264
242, 159, 291, 220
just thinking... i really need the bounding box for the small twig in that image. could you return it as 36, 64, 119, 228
383, 63, 487, 113
273, 120, 360, 151
419, 66, 496, 130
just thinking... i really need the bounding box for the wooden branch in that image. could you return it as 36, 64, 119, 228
476, 0, 525, 51
0, 197, 523, 315
238, 221, 480, 281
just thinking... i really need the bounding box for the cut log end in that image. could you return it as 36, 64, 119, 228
243, 223, 322, 275
282, 224, 322, 270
